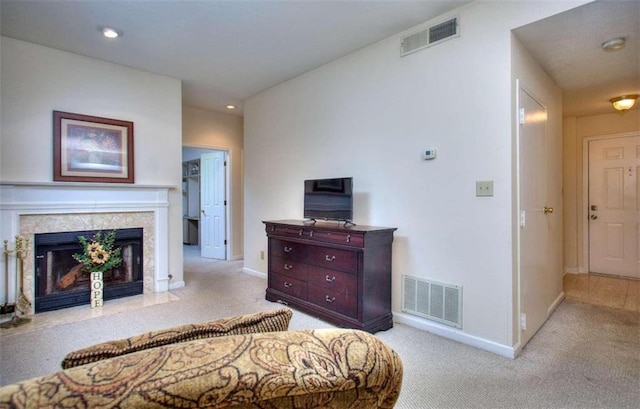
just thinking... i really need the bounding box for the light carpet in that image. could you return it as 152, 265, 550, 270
1, 246, 638, 408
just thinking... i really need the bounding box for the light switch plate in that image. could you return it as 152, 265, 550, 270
476, 181, 494, 197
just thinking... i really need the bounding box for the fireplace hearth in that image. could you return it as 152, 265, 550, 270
34, 228, 143, 312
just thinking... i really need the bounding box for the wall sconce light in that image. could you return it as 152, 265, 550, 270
610, 95, 638, 111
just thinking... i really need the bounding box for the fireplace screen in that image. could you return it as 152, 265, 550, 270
34, 228, 143, 312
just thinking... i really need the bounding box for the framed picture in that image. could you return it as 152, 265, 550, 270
53, 111, 134, 183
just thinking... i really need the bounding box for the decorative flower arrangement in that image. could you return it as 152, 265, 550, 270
73, 230, 122, 274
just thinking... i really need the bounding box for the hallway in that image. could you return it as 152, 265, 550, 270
564, 273, 639, 312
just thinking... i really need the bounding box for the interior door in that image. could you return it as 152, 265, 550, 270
200, 151, 226, 259
588, 135, 639, 278
518, 88, 552, 347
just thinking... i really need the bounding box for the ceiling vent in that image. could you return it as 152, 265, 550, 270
401, 17, 459, 57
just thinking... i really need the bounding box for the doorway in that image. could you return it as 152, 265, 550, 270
585, 133, 639, 279
182, 147, 229, 260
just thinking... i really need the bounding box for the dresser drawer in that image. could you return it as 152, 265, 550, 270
308, 266, 357, 295
307, 246, 357, 272
308, 285, 357, 318
267, 224, 307, 240
270, 256, 308, 281
270, 272, 308, 300
270, 239, 307, 261
308, 230, 364, 247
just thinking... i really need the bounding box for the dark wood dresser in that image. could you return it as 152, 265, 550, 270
263, 220, 397, 333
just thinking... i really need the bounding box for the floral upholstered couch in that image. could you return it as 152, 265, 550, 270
0, 308, 403, 408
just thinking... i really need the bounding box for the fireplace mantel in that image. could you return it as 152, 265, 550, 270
0, 181, 175, 314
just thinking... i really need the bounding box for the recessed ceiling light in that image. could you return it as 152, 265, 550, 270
601, 37, 625, 51
99, 26, 122, 39
226, 105, 237, 110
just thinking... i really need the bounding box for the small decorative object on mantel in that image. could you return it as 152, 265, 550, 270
73, 231, 122, 309
53, 111, 134, 183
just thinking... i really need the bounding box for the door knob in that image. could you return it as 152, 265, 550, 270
543, 206, 554, 214
590, 205, 598, 211
590, 214, 598, 220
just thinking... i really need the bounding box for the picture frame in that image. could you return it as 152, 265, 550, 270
53, 111, 134, 183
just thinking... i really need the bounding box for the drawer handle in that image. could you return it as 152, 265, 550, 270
284, 264, 293, 270
346, 234, 351, 243
325, 255, 336, 262
284, 282, 293, 288
325, 275, 336, 282
284, 246, 293, 253
276, 300, 289, 305
325, 295, 336, 303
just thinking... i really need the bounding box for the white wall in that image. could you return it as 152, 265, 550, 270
182, 107, 244, 260
244, 1, 584, 353
0, 37, 184, 284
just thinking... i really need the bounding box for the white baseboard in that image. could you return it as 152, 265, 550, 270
393, 311, 516, 359
242, 267, 267, 279
169, 280, 185, 290
548, 292, 565, 316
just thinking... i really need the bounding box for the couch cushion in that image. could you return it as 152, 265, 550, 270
2, 329, 403, 409
61, 307, 293, 369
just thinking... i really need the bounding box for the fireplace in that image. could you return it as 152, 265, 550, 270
1, 182, 174, 316
34, 228, 143, 312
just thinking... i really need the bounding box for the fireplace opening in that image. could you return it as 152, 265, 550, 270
34, 228, 143, 312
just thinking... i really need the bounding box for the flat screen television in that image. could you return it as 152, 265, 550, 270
304, 177, 353, 223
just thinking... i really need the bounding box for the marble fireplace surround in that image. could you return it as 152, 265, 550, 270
0, 182, 173, 315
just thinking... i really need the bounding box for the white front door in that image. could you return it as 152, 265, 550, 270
518, 88, 552, 347
588, 135, 639, 278
200, 151, 226, 260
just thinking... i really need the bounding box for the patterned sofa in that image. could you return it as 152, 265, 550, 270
0, 308, 403, 408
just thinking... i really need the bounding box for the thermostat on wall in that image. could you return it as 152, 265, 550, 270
423, 149, 437, 160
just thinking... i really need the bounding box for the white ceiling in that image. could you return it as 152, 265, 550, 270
513, 0, 640, 118
1, 0, 638, 117
0, 0, 470, 115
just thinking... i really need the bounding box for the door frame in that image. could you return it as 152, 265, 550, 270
581, 131, 639, 273
182, 145, 232, 261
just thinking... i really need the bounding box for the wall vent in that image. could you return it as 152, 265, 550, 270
401, 17, 459, 57
402, 275, 462, 328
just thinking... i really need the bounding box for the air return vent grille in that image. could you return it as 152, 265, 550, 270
402, 275, 462, 328
401, 17, 459, 57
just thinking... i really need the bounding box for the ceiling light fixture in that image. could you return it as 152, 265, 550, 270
99, 26, 122, 39
226, 105, 237, 110
601, 37, 625, 51
610, 95, 638, 111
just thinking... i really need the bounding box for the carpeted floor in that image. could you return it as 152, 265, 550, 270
1, 246, 638, 408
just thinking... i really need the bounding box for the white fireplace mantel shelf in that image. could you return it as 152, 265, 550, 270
1, 181, 176, 212
0, 181, 176, 189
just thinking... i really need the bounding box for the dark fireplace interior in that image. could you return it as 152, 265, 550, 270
34, 228, 143, 313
